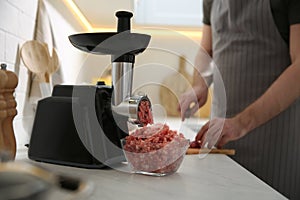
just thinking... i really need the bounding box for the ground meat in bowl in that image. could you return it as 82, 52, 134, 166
122, 123, 189, 176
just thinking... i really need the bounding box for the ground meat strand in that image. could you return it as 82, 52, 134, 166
123, 123, 189, 175
138, 100, 153, 126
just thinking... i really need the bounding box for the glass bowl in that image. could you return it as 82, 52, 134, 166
121, 124, 189, 176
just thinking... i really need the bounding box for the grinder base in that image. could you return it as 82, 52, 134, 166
28, 85, 128, 169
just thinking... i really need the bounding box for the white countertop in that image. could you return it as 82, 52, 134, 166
13, 117, 287, 199
25, 154, 287, 200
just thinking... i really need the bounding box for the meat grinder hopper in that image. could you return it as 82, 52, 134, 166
69, 11, 151, 106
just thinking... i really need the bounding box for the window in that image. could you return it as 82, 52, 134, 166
134, 0, 203, 27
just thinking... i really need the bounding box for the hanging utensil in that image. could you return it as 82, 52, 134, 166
20, 40, 50, 81
0, 161, 93, 200
20, 40, 51, 98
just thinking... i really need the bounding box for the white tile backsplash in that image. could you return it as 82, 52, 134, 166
15, 66, 30, 94
1, 0, 83, 150
0, 0, 19, 36
0, 30, 4, 61
8, 0, 38, 18
1, 0, 38, 149
15, 91, 26, 115
18, 12, 36, 40
5, 33, 21, 65
4, 62, 15, 72
13, 117, 31, 148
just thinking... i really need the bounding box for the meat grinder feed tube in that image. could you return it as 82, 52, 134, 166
108, 11, 151, 126
111, 62, 133, 106
111, 11, 134, 107
110, 12, 150, 125
111, 49, 153, 125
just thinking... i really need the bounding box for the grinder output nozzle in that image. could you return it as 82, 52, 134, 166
112, 95, 153, 126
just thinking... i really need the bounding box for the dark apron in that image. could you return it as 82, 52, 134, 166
210, 0, 300, 199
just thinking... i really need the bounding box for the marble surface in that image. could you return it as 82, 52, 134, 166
29, 154, 287, 200
14, 118, 287, 199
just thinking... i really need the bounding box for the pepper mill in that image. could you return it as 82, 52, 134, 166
0, 63, 18, 160
0, 65, 8, 160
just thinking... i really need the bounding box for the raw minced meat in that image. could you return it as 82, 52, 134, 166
123, 123, 189, 174
138, 100, 153, 126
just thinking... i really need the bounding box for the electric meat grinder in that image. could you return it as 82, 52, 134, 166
28, 11, 151, 168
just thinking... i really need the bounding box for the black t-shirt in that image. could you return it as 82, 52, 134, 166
203, 0, 300, 44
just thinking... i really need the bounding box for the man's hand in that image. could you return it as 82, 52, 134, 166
194, 117, 248, 149
177, 85, 208, 121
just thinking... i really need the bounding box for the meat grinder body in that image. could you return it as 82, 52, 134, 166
28, 84, 128, 168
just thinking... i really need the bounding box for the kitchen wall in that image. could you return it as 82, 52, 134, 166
45, 0, 87, 84
77, 29, 205, 117
0, 0, 209, 154
0, 0, 39, 152
0, 0, 85, 152
70, 0, 207, 116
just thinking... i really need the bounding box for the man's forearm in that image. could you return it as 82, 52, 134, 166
236, 62, 300, 134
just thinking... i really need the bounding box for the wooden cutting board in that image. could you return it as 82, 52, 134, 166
186, 148, 236, 155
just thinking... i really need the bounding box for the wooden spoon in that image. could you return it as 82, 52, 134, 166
20, 40, 50, 83
20, 40, 53, 98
